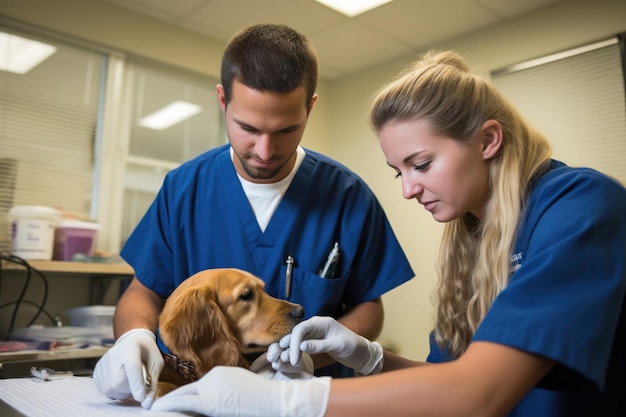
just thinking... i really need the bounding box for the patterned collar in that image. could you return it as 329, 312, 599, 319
155, 328, 199, 381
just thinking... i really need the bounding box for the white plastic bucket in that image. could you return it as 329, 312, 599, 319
8, 206, 62, 260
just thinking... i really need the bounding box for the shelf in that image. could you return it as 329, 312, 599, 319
1, 260, 134, 276
0, 345, 110, 366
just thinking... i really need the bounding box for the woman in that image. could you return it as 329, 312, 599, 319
152, 50, 626, 417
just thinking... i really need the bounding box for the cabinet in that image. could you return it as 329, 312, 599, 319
0, 260, 134, 377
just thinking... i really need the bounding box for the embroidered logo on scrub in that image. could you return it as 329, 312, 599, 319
510, 252, 523, 273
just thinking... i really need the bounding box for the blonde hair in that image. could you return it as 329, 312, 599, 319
370, 51, 553, 357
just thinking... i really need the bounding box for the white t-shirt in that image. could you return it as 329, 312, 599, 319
233, 146, 305, 232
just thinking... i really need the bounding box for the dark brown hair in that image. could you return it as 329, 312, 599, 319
220, 23, 318, 111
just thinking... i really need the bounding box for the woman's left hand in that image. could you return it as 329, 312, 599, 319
264, 342, 315, 375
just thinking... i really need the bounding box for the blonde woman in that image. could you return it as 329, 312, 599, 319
153, 50, 626, 417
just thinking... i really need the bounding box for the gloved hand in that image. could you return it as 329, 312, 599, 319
93, 328, 164, 409
266, 342, 315, 375
151, 366, 330, 417
282, 316, 384, 375
250, 343, 315, 378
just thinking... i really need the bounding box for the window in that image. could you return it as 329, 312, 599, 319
117, 61, 225, 246
0, 24, 225, 255
0, 28, 104, 252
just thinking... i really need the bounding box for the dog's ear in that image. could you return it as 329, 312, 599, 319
159, 285, 241, 376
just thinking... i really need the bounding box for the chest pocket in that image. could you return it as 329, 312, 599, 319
279, 265, 348, 318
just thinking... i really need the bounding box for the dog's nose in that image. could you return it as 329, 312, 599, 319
290, 305, 305, 319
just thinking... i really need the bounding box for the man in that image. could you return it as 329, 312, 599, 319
93, 23, 414, 408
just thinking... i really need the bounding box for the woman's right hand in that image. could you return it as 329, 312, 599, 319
276, 316, 384, 375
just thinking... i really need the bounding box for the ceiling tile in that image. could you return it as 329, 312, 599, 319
356, 0, 500, 49
102, 0, 209, 22
181, 0, 346, 42
310, 20, 414, 75
475, 0, 565, 19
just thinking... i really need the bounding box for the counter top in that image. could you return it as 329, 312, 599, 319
0, 345, 110, 365
1, 260, 134, 275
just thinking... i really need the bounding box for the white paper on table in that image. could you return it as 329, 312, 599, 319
0, 377, 186, 417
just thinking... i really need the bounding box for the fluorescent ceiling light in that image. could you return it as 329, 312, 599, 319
314, 0, 393, 17
139, 101, 202, 130
0, 32, 57, 74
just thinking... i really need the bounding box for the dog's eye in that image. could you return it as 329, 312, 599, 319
239, 288, 255, 301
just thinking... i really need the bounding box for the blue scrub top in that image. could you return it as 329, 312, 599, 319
121, 144, 414, 377
427, 160, 626, 416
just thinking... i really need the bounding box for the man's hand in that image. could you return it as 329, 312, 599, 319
93, 328, 164, 408
250, 346, 315, 376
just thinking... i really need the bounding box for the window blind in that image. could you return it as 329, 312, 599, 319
0, 29, 105, 252
491, 38, 626, 183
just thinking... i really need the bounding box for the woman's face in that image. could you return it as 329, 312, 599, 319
379, 118, 500, 222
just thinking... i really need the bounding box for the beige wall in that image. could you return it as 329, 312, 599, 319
2, 0, 626, 360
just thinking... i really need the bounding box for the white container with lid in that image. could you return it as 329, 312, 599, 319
8, 205, 62, 260
65, 305, 115, 332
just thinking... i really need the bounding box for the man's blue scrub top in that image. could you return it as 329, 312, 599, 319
428, 160, 626, 416
122, 145, 415, 377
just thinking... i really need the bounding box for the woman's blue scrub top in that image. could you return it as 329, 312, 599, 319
428, 160, 626, 416
121, 144, 414, 377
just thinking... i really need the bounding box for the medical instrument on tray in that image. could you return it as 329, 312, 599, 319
30, 367, 73, 381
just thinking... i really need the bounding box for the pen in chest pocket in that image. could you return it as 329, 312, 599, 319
285, 255, 294, 298
319, 242, 340, 279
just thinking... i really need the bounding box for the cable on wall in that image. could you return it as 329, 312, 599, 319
0, 253, 55, 340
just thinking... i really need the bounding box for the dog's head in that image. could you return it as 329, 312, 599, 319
158, 268, 304, 376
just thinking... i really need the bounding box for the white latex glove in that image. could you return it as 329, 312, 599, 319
152, 366, 330, 417
93, 328, 164, 409
282, 316, 384, 375
265, 342, 315, 375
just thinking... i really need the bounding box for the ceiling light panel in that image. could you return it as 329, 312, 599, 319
0, 32, 57, 75
139, 101, 202, 130
314, 0, 394, 17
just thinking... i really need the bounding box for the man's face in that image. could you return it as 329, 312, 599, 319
217, 80, 317, 184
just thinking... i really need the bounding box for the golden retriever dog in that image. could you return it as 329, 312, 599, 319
155, 268, 304, 396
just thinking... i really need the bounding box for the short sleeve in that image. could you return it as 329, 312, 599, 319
473, 167, 626, 390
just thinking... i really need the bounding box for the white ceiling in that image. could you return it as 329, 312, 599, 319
98, 0, 566, 80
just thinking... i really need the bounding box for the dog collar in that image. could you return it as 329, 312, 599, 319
155, 328, 199, 381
